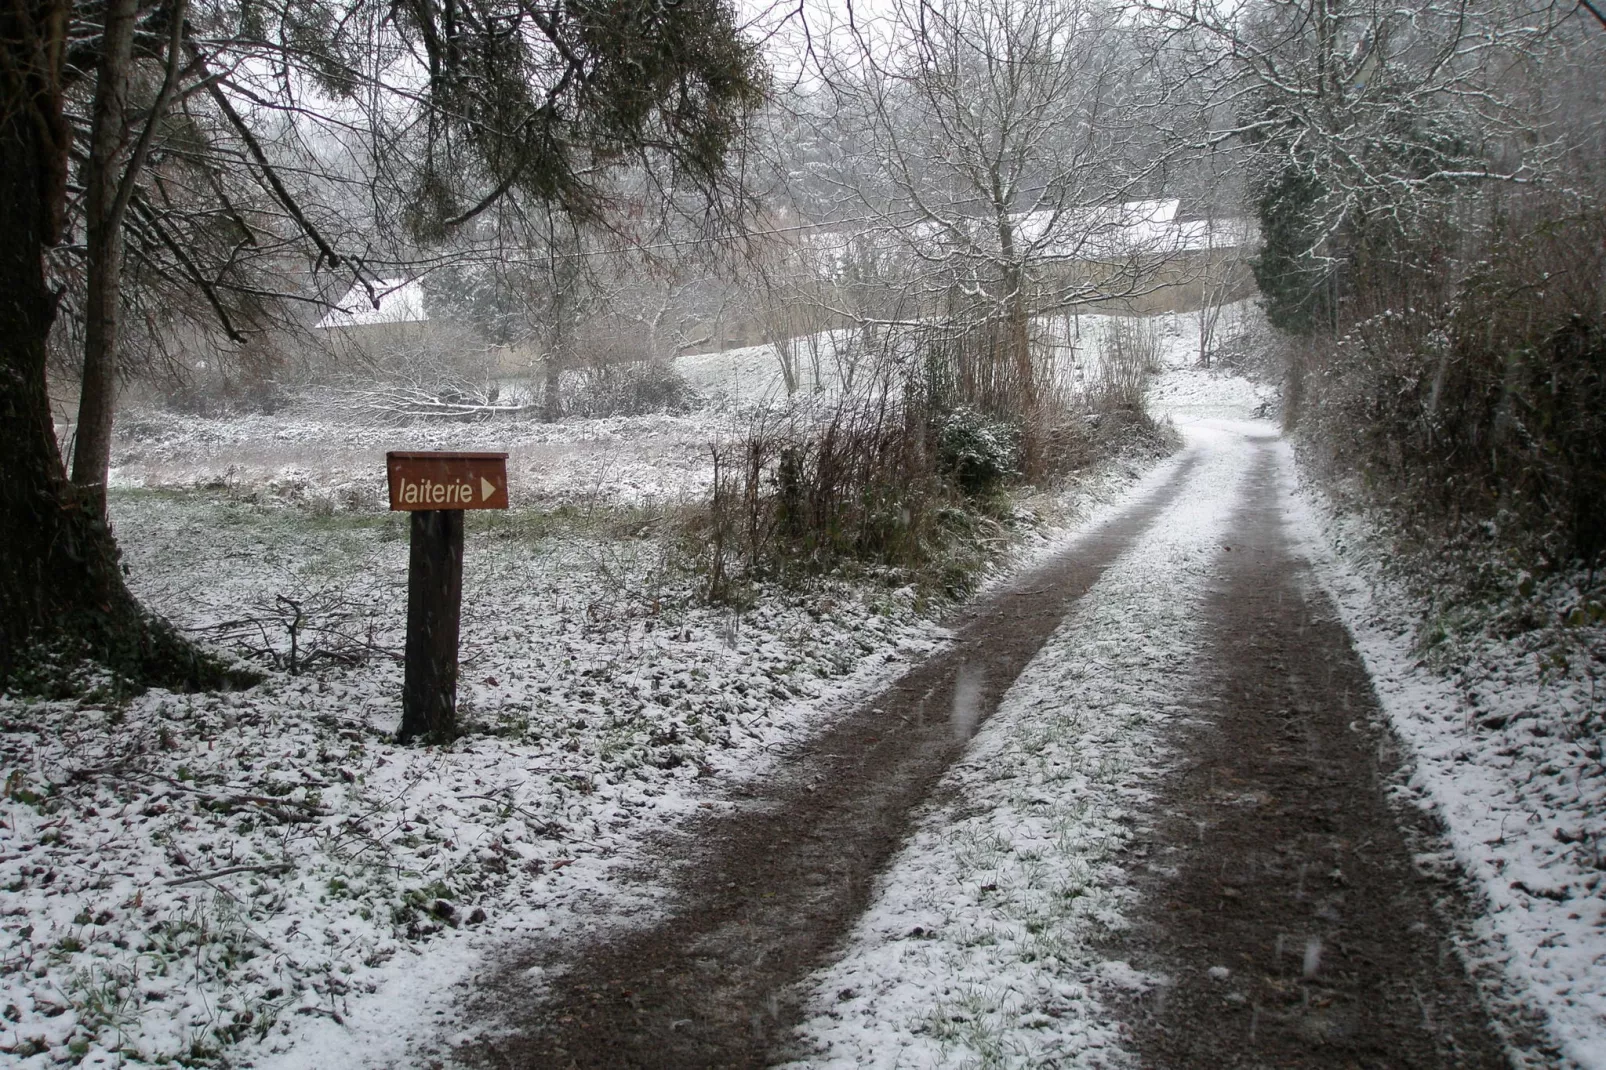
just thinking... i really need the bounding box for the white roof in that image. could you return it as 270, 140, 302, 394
314, 278, 427, 329
796, 200, 1257, 281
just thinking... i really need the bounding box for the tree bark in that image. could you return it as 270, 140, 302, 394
993, 202, 1039, 476
70, 0, 141, 519
542, 353, 561, 421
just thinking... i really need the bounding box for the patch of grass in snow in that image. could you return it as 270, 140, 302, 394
1315, 480, 1606, 737
924, 984, 1020, 1067
113, 486, 676, 552
111, 487, 406, 579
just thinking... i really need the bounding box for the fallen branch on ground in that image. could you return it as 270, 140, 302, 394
166, 862, 293, 887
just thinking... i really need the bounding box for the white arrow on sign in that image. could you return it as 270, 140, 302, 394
481, 476, 496, 501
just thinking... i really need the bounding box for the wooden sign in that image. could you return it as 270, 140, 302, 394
386, 450, 509, 744
386, 451, 508, 511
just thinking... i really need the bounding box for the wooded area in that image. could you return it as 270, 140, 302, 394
3, 2, 1604, 1065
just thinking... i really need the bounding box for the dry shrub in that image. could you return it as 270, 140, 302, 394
694, 384, 989, 601
1090, 317, 1161, 413
911, 317, 1038, 423
1294, 197, 1606, 571
690, 315, 1177, 601
562, 359, 695, 418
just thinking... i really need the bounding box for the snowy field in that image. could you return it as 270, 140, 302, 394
109, 407, 725, 510
105, 305, 1259, 514
108, 338, 838, 510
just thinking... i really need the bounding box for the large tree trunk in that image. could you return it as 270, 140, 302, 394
993, 199, 1040, 477
0, 2, 239, 690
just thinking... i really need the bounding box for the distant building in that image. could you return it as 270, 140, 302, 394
314, 278, 428, 330
789, 199, 1260, 325
308, 278, 440, 376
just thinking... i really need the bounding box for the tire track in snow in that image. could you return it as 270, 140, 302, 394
777, 421, 1257, 1069
450, 449, 1206, 1068
1114, 439, 1510, 1069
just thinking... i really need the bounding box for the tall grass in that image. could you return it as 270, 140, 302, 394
694, 381, 987, 602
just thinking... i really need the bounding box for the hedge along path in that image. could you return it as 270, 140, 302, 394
451, 452, 1202, 1069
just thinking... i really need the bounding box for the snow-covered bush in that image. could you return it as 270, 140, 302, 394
691, 389, 1000, 603
935, 406, 1021, 497
1293, 200, 1606, 572
563, 359, 697, 418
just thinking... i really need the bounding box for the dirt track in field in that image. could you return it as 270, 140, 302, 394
450, 457, 1198, 1068
1106, 442, 1513, 1069
449, 438, 1514, 1070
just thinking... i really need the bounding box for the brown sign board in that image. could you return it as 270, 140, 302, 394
387, 451, 509, 511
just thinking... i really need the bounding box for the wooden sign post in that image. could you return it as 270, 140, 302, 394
386, 451, 509, 742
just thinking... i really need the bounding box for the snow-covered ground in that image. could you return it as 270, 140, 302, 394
108, 407, 725, 510
1288, 490, 1606, 1068
109, 334, 845, 510
0, 494, 960, 1067
1, 322, 1167, 1067
781, 419, 1259, 1069
676, 336, 850, 402
13, 302, 1596, 1069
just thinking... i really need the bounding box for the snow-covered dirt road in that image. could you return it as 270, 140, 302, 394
448, 448, 1204, 1067
777, 419, 1252, 1070
453, 410, 1553, 1069
778, 415, 1503, 1070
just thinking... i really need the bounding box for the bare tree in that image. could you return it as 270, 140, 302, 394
780, 0, 1184, 467
1139, 0, 1558, 331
